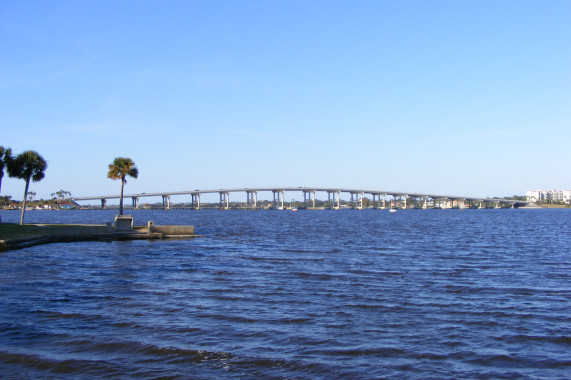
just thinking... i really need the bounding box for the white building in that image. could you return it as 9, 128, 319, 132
526, 189, 571, 204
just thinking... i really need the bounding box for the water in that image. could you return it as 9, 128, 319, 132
0, 209, 569, 379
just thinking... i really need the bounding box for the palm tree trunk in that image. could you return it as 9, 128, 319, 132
119, 177, 125, 215
20, 178, 30, 225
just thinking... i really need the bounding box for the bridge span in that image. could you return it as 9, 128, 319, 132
72, 187, 527, 210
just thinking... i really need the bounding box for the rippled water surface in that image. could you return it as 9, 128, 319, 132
1, 209, 570, 379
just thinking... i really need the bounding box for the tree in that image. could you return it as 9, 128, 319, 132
0, 146, 12, 195
27, 191, 37, 201
107, 157, 138, 216
0, 195, 12, 207
51, 189, 72, 200
7, 150, 47, 225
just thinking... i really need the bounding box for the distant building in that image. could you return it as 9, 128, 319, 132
526, 189, 571, 204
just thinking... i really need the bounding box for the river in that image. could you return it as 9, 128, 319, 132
0, 208, 569, 379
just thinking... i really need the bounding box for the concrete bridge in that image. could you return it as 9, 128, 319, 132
72, 187, 528, 210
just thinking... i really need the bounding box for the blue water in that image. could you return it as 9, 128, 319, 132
0, 209, 570, 379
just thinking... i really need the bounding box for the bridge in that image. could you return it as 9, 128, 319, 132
72, 187, 528, 210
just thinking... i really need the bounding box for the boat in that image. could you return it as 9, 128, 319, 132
389, 208, 397, 213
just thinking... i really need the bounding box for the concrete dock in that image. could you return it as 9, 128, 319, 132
0, 221, 201, 251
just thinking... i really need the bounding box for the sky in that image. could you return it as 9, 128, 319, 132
1, 0, 570, 203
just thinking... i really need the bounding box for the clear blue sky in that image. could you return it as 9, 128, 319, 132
1, 0, 570, 202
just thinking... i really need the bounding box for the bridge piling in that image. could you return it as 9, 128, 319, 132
246, 191, 257, 209
219, 192, 230, 210
191, 193, 201, 210
327, 191, 340, 209
162, 195, 171, 210
356, 192, 364, 209
303, 190, 317, 209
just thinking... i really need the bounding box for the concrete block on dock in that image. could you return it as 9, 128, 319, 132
148, 223, 195, 236
114, 215, 134, 231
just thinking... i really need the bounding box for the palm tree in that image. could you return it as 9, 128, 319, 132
7, 150, 47, 225
0, 146, 12, 195
107, 157, 138, 216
